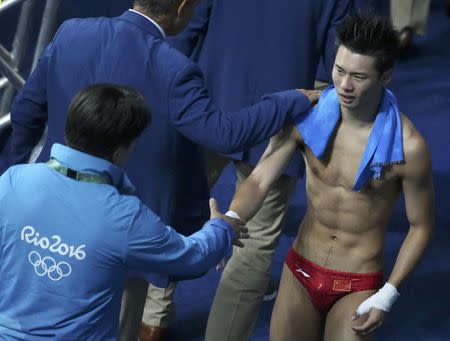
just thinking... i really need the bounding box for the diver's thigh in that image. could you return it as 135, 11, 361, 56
324, 290, 376, 341
270, 264, 323, 341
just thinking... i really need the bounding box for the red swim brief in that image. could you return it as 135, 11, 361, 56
285, 247, 383, 312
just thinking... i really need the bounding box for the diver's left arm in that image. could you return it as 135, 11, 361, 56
353, 131, 434, 334
387, 133, 434, 288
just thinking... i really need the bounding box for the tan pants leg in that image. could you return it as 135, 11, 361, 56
120, 279, 176, 341
391, 0, 431, 35
119, 278, 149, 341
205, 162, 298, 341
141, 282, 177, 327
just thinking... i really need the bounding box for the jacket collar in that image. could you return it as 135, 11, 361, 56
49, 144, 135, 194
118, 10, 166, 39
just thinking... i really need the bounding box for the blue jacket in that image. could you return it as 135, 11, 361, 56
0, 144, 234, 340
10, 10, 311, 233
170, 0, 352, 176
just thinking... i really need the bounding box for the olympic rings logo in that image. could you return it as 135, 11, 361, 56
28, 251, 72, 281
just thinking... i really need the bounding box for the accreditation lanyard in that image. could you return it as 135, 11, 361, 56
46, 159, 112, 185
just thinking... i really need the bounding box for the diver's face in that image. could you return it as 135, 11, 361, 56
332, 45, 389, 113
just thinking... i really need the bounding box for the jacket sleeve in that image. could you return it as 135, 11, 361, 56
168, 0, 213, 59
167, 63, 312, 154
126, 205, 234, 277
10, 44, 52, 165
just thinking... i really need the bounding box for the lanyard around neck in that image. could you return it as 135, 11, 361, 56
46, 159, 112, 185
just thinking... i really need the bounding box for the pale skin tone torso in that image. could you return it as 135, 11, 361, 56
288, 113, 423, 275
295, 117, 400, 274
230, 46, 434, 340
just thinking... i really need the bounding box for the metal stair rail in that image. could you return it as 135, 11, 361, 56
0, 0, 61, 130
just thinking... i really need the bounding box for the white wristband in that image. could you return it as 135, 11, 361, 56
225, 210, 241, 220
355, 282, 400, 316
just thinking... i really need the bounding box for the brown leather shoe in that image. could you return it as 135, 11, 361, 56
139, 323, 167, 341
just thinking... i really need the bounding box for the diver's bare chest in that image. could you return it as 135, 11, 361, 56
304, 127, 371, 189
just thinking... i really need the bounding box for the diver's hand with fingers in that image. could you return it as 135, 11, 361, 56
352, 308, 384, 335
208, 199, 249, 248
296, 88, 322, 106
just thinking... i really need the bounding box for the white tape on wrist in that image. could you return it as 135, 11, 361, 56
225, 210, 241, 220
355, 282, 400, 316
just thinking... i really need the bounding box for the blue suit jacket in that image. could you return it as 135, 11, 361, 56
10, 10, 311, 234
170, 0, 352, 176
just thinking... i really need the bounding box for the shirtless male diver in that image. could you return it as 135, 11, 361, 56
225, 13, 434, 341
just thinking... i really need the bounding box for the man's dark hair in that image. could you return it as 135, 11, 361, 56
336, 12, 400, 74
133, 0, 181, 16
65, 84, 150, 160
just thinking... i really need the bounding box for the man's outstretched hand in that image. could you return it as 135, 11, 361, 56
209, 198, 249, 247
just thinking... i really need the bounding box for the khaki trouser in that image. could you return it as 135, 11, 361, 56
205, 161, 297, 341
119, 279, 176, 341
391, 0, 431, 35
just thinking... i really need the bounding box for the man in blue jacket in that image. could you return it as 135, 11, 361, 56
9, 0, 319, 339
167, 1, 352, 339
0, 84, 250, 340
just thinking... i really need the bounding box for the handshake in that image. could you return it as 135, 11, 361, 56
209, 198, 248, 248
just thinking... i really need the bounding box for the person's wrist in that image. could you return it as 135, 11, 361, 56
382, 282, 398, 292
354, 281, 400, 317
374, 282, 400, 312
225, 210, 241, 220
380, 282, 400, 305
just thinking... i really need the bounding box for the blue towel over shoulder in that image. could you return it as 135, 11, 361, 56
295, 87, 404, 191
